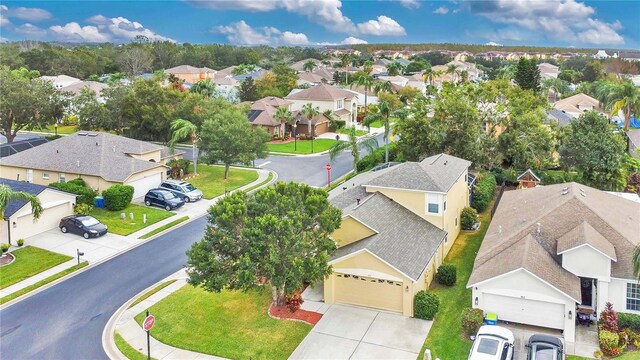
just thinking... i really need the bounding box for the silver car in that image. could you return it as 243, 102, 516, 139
160, 180, 203, 202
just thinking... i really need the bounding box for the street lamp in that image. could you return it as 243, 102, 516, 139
292, 121, 298, 151
54, 123, 58, 136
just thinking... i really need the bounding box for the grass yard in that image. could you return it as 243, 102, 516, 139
115, 332, 157, 360
43, 124, 78, 134
243, 172, 274, 193
0, 246, 72, 289
129, 280, 177, 308
420, 200, 494, 360
337, 128, 368, 137
267, 139, 337, 154
568, 351, 640, 360
138, 216, 189, 239
134, 285, 311, 360
90, 204, 174, 236
186, 164, 259, 199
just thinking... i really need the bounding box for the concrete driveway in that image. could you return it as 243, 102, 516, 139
289, 304, 432, 360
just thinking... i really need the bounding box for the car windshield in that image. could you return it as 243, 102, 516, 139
80, 217, 100, 227
532, 344, 557, 360
184, 184, 196, 191
477, 338, 499, 355
163, 191, 176, 199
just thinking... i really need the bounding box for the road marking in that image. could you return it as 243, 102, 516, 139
257, 161, 271, 168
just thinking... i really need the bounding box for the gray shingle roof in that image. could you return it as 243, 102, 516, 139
285, 83, 355, 101
1, 132, 181, 182
1, 178, 48, 217
547, 109, 573, 126
556, 221, 616, 260
365, 153, 471, 193
331, 193, 447, 281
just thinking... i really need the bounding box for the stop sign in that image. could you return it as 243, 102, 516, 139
326, 163, 332, 171
143, 315, 155, 332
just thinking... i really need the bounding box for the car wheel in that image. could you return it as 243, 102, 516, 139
83, 232, 90, 239
61, 226, 67, 233
183, 197, 190, 203
145, 200, 151, 206
165, 205, 171, 211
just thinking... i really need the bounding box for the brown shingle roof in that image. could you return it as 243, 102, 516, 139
556, 221, 617, 260
165, 65, 215, 75
285, 83, 355, 101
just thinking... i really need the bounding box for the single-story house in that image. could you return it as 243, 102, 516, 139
468, 183, 640, 343
325, 154, 472, 316
1, 178, 77, 243
553, 93, 603, 118
297, 72, 324, 87
0, 132, 183, 199
38, 75, 81, 89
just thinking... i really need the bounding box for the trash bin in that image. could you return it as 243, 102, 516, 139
484, 312, 498, 325
95, 196, 105, 208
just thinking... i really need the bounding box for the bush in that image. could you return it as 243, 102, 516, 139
539, 170, 582, 185
598, 302, 618, 333
102, 185, 134, 211
461, 207, 478, 230
329, 119, 346, 131
49, 182, 96, 205
622, 327, 638, 344
599, 330, 620, 356
461, 308, 484, 336
74, 203, 94, 215
471, 172, 496, 212
414, 290, 439, 320
618, 312, 640, 332
67, 178, 86, 187
17, 239, 24, 247
285, 290, 304, 313
1, 244, 9, 253
61, 115, 78, 126
356, 142, 399, 172
435, 264, 457, 286
167, 159, 192, 179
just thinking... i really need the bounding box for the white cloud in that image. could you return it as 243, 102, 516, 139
433, 6, 449, 14
216, 20, 309, 45
0, 5, 10, 27
7, 7, 52, 21
341, 36, 368, 44
49, 15, 173, 43
14, 23, 47, 37
356, 16, 406, 36
399, 0, 421, 9
466, 0, 624, 45
49, 22, 111, 42
187, 1, 279, 11
485, 41, 503, 46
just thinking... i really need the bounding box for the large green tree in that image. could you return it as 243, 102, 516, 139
596, 80, 640, 131
199, 105, 270, 178
186, 182, 342, 305
498, 110, 555, 170
169, 119, 200, 174
238, 77, 259, 102
514, 58, 541, 92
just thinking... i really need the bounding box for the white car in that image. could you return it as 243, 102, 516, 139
468, 325, 515, 360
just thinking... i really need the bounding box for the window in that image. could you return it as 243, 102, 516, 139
336, 99, 343, 109
443, 198, 447, 212
59, 173, 66, 183
427, 194, 439, 214
627, 283, 640, 311
455, 217, 458, 227
42, 172, 50, 180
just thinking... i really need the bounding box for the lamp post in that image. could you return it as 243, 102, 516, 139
54, 123, 58, 136
292, 122, 298, 151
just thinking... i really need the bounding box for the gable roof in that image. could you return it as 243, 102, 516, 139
365, 153, 471, 193
165, 65, 215, 75
298, 72, 324, 83
312, 68, 334, 81
517, 169, 541, 182
285, 83, 355, 101
247, 101, 281, 127
553, 93, 601, 114
60, 81, 109, 96
556, 221, 617, 260
547, 109, 574, 126
1, 132, 182, 183
0, 178, 49, 218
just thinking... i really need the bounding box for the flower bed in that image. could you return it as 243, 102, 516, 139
269, 305, 322, 325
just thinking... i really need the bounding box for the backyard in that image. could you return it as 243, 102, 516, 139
267, 139, 337, 154
134, 285, 311, 359
90, 204, 174, 236
186, 164, 259, 199
0, 246, 72, 289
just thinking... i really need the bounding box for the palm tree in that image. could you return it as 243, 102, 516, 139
387, 62, 401, 76
303, 60, 317, 72
363, 60, 373, 75
598, 80, 640, 130
169, 119, 200, 174
340, 54, 351, 84
0, 184, 43, 245
459, 70, 469, 84
364, 100, 394, 163
328, 126, 379, 173
374, 80, 393, 95
189, 79, 216, 98
423, 68, 435, 86
273, 106, 293, 138
446, 65, 457, 82
541, 78, 570, 102
300, 103, 320, 137
352, 75, 375, 116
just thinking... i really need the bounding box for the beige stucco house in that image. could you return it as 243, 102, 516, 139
468, 183, 640, 343
553, 93, 603, 119
1, 178, 77, 244
165, 65, 216, 83
0, 132, 183, 199
285, 83, 358, 127
325, 154, 472, 316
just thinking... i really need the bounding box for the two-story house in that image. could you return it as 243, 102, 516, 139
324, 154, 471, 316
553, 93, 603, 118
165, 65, 216, 84
467, 183, 640, 344
285, 83, 358, 127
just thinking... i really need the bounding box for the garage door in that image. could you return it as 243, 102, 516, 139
483, 293, 565, 330
16, 202, 73, 239
334, 272, 403, 313
127, 173, 162, 199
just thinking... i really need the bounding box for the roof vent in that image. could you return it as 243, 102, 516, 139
580, 188, 586, 197
561, 187, 569, 195
78, 132, 88, 136
536, 223, 541, 234
113, 146, 116, 153
356, 198, 360, 205
76, 160, 80, 167
498, 225, 502, 234
88, 133, 98, 137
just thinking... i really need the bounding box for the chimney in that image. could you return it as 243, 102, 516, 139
536, 223, 541, 234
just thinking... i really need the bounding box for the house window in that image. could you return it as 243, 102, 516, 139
627, 283, 640, 311
455, 217, 458, 227
59, 173, 66, 183
336, 99, 343, 109
443, 198, 447, 212
42, 172, 50, 180
427, 194, 439, 214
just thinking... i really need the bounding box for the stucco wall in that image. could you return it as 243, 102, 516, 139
561, 246, 612, 281
332, 216, 376, 247
129, 149, 162, 163
441, 172, 469, 255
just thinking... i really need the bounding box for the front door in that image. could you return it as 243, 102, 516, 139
581, 278, 594, 307
26, 169, 33, 183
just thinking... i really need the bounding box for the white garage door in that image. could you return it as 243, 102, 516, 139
127, 173, 162, 199
15, 202, 73, 239
334, 272, 403, 313
483, 293, 565, 330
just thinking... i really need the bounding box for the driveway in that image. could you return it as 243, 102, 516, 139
289, 304, 432, 360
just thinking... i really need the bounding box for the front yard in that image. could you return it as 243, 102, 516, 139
186, 164, 259, 199
267, 139, 337, 154
134, 285, 311, 359
90, 204, 175, 236
0, 246, 72, 289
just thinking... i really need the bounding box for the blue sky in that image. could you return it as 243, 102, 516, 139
1, 1, 638, 49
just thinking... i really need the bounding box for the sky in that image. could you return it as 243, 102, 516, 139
0, 0, 638, 49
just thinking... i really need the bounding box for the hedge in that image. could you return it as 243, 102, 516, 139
356, 142, 399, 172
167, 159, 192, 179
461, 207, 478, 230
102, 185, 134, 211
471, 172, 496, 212
49, 182, 96, 205
67, 178, 86, 187
491, 167, 582, 186
435, 264, 457, 286
461, 308, 484, 336
618, 313, 640, 332
415, 290, 439, 320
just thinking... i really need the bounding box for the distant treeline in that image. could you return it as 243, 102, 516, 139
351, 43, 610, 54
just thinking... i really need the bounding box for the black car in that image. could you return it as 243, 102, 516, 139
59, 215, 108, 239
526, 334, 564, 360
144, 188, 185, 211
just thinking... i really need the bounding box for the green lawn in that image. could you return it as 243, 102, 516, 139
0, 246, 72, 289
134, 285, 311, 360
420, 202, 494, 360
115, 332, 157, 360
568, 351, 640, 359
138, 216, 189, 239
267, 139, 337, 154
367, 120, 384, 128
243, 172, 274, 193
187, 164, 259, 199
129, 280, 177, 308
43, 124, 78, 134
90, 204, 174, 236
337, 129, 368, 137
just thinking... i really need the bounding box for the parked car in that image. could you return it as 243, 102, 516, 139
159, 179, 203, 202
59, 215, 108, 239
144, 188, 185, 211
526, 334, 564, 360
468, 325, 515, 360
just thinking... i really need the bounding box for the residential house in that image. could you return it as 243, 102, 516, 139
292, 111, 331, 138
245, 97, 293, 137
165, 65, 216, 83
285, 83, 358, 127
538, 63, 560, 80
60, 81, 109, 104
233, 68, 267, 82
594, 50, 618, 59
1, 178, 77, 244
467, 183, 640, 343
547, 109, 574, 127
553, 93, 603, 118
0, 132, 183, 199
619, 52, 640, 62
296, 72, 324, 87
628, 130, 640, 158
290, 58, 324, 72
212, 76, 238, 102
38, 75, 82, 89
454, 51, 472, 62
325, 154, 472, 316
312, 68, 336, 84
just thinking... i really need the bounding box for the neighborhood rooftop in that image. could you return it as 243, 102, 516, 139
286, 83, 356, 101
0, 178, 50, 217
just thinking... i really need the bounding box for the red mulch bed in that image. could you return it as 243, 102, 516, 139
269, 305, 322, 325
0, 253, 15, 266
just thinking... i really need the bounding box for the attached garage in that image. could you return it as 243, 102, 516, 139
127, 172, 162, 199
14, 201, 74, 239
482, 293, 565, 330
334, 272, 404, 313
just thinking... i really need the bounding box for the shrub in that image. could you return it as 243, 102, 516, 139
45, 134, 62, 141
471, 172, 496, 212
67, 178, 86, 187
461, 308, 484, 336
414, 290, 439, 320
61, 115, 78, 126
618, 312, 640, 332
102, 185, 134, 211
622, 327, 638, 344
1, 244, 9, 253
167, 159, 192, 179
74, 203, 94, 215
356, 142, 399, 172
599, 330, 620, 356
598, 302, 618, 333
435, 264, 457, 286
49, 182, 96, 205
285, 290, 304, 313
461, 207, 478, 230
593, 349, 603, 359
17, 239, 24, 247
329, 119, 346, 131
